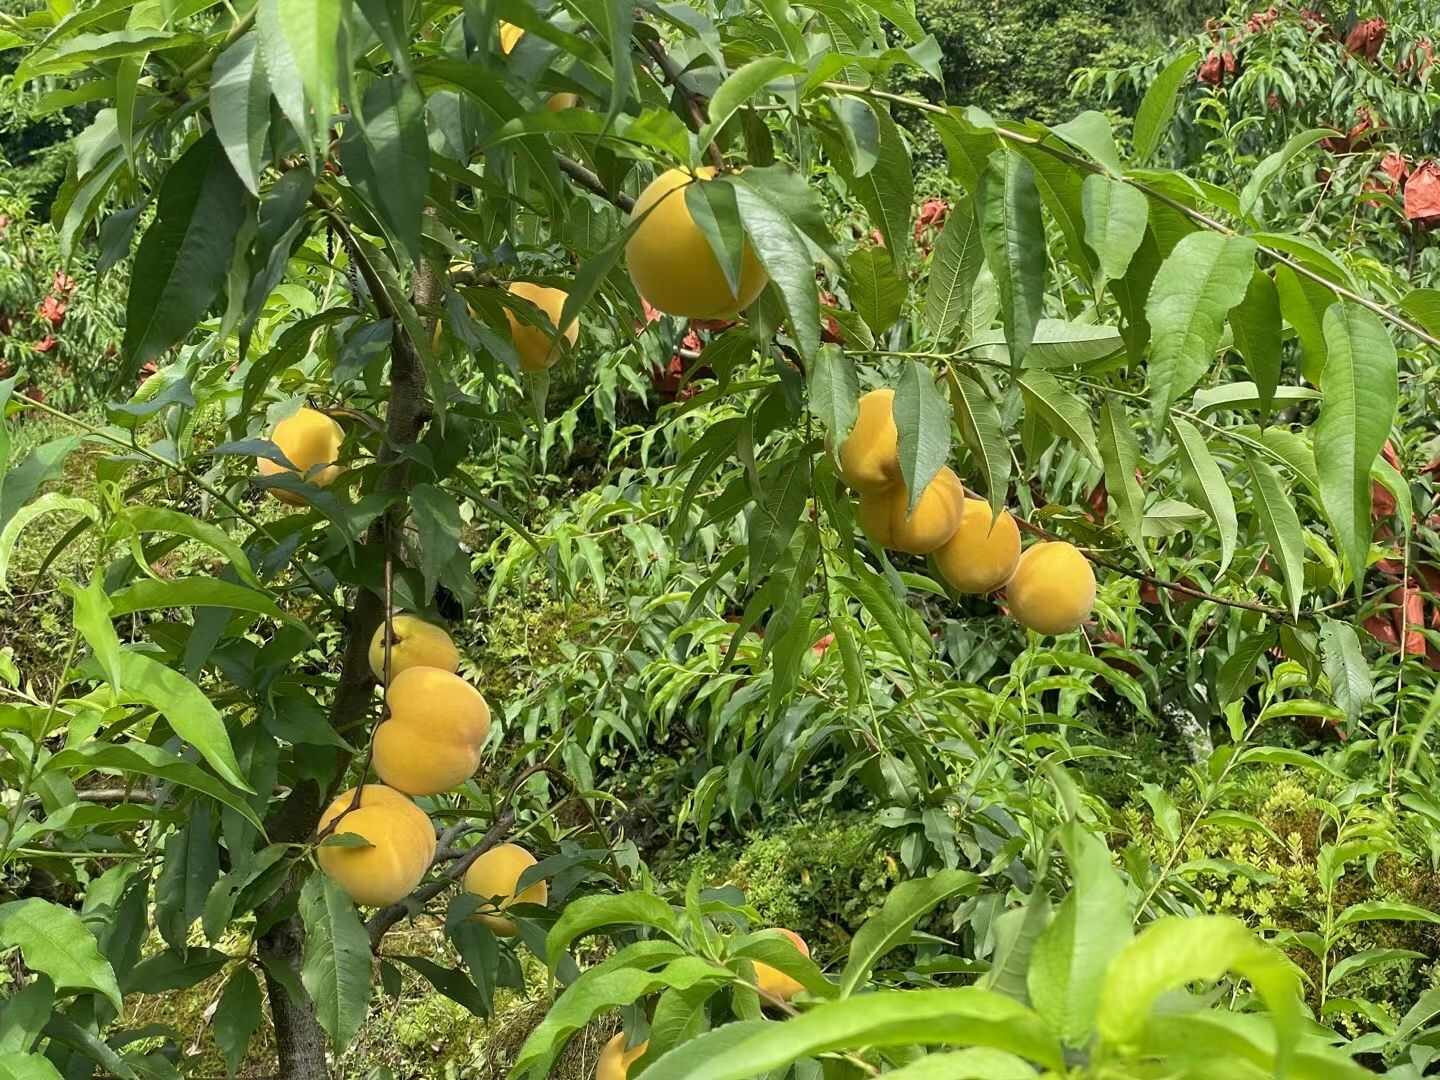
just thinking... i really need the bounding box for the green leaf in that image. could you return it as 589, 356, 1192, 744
0, 1055, 64, 1080
686, 179, 745, 300
922, 193, 983, 342
124, 946, 228, 994
354, 0, 412, 77
122, 131, 249, 373
808, 345, 859, 448
256, 0, 345, 155
838, 869, 978, 997
847, 247, 905, 338
1170, 417, 1237, 573
119, 506, 261, 588
881, 1050, 1038, 1079
949, 372, 1010, 516
1400, 288, 1440, 338
746, 456, 809, 583
1017, 371, 1099, 465
1239, 128, 1334, 222
1097, 915, 1300, 1069
0, 974, 52, 1055
893, 362, 951, 514
1145, 232, 1257, 424
155, 801, 219, 949
300, 873, 373, 1051
847, 109, 913, 271
639, 989, 1064, 1080
214, 966, 263, 1076
1228, 270, 1283, 420
1314, 303, 1398, 590
1096, 397, 1146, 559
0, 494, 99, 593
351, 74, 428, 261
1132, 49, 1201, 164
210, 32, 270, 196
0, 899, 121, 1010
1028, 822, 1132, 1046
44, 742, 263, 831
1246, 454, 1306, 618
111, 649, 250, 791
731, 184, 819, 361
544, 893, 681, 970
698, 57, 801, 151
106, 577, 287, 620
67, 573, 124, 694
979, 149, 1046, 368
411, 484, 462, 602
1081, 174, 1148, 284
1274, 265, 1332, 384
1217, 631, 1274, 709
1319, 618, 1372, 725
1325, 947, 1424, 989
1051, 111, 1123, 174
1334, 900, 1440, 929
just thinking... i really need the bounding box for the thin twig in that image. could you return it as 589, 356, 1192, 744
556, 155, 636, 211
821, 80, 1440, 354
1013, 516, 1295, 621
637, 30, 724, 170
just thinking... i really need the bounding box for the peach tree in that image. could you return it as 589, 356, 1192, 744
0, 0, 1431, 1077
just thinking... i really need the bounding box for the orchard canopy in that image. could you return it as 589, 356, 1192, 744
1, 0, 1440, 1078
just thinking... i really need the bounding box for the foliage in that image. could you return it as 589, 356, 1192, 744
0, 0, 1437, 1078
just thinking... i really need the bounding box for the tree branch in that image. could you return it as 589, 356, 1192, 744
557, 155, 635, 212
636, 28, 724, 170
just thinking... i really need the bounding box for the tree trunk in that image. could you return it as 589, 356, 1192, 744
260, 234, 441, 1079
259, 913, 330, 1080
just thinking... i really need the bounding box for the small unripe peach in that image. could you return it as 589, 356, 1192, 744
933, 499, 1022, 594
754, 928, 809, 1002
463, 843, 547, 936
857, 467, 965, 555
596, 1032, 648, 1080
837, 389, 900, 494
1006, 541, 1097, 634
368, 615, 460, 683
316, 785, 435, 907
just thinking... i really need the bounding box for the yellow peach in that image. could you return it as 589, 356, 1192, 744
596, 1032, 648, 1080
257, 407, 343, 505
857, 467, 965, 555
1006, 541, 1097, 635
625, 167, 768, 319
463, 843, 547, 936
374, 667, 491, 796
316, 785, 435, 907
505, 282, 579, 372
367, 615, 460, 683
499, 21, 524, 54
546, 92, 580, 111
837, 388, 900, 494
933, 499, 1023, 594
755, 928, 809, 1003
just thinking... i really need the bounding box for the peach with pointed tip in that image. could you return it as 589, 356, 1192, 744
367, 615, 460, 683
625, 167, 768, 319
837, 388, 900, 494
857, 467, 965, 555
505, 282, 579, 372
463, 843, 547, 936
595, 1032, 648, 1080
933, 499, 1023, 594
256, 407, 343, 505
1006, 541, 1097, 634
755, 928, 809, 1002
374, 668, 491, 795
499, 21, 524, 54
316, 785, 435, 907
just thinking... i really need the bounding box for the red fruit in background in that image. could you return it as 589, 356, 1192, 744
1299, 8, 1327, 32
635, 297, 663, 331
37, 295, 66, 329
0, 314, 11, 336
690, 317, 736, 333
1246, 6, 1279, 33
19, 384, 44, 405
818, 289, 844, 344
1365, 613, 1400, 646
1267, 91, 1283, 110
138, 361, 158, 384
1322, 107, 1381, 154
1380, 154, 1409, 188
1399, 583, 1427, 656
0, 359, 12, 378
869, 228, 885, 248
1345, 17, 1386, 61
0, 214, 9, 233
913, 198, 949, 250
51, 271, 76, 294
1199, 50, 1225, 85
33, 336, 58, 354
1139, 581, 1161, 605
812, 633, 835, 655
1404, 161, 1440, 227
1086, 477, 1108, 522
1399, 37, 1435, 79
